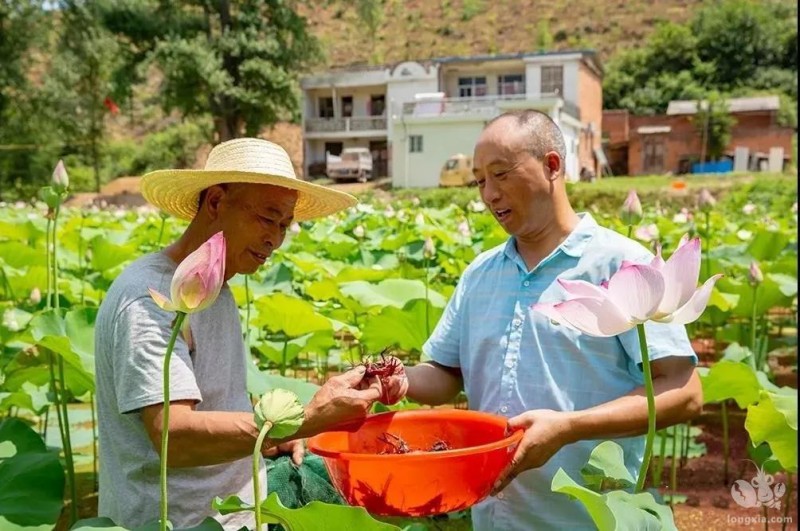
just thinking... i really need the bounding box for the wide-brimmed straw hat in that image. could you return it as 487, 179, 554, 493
140, 138, 358, 222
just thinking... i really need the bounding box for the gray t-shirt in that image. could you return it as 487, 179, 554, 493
95, 252, 259, 530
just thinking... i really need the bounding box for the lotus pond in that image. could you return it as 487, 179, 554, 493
0, 173, 796, 530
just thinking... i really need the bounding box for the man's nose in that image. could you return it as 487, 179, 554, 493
482, 179, 501, 204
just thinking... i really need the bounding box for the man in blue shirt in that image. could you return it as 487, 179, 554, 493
402, 110, 703, 530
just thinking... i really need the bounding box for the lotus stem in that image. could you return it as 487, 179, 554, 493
670, 423, 678, 506
782, 473, 793, 531
636, 323, 656, 493
91, 393, 98, 489
703, 212, 710, 281
51, 206, 77, 526
627, 225, 632, 239
253, 421, 273, 531
751, 285, 759, 371
722, 400, 729, 484
160, 312, 187, 531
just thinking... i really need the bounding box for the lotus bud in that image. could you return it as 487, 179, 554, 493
415, 213, 425, 226
384, 205, 396, 218
148, 231, 226, 314
620, 190, 643, 226
698, 188, 716, 212
748, 261, 763, 285
52, 159, 69, 191
635, 224, 659, 243
254, 389, 304, 439
792, 202, 798, 214
742, 203, 756, 215
29, 288, 41, 305
411, 197, 420, 206
457, 220, 471, 238
423, 237, 436, 258
289, 222, 301, 235
737, 230, 752, 241
353, 224, 365, 239
468, 200, 486, 213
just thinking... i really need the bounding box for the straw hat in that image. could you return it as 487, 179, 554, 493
140, 138, 358, 222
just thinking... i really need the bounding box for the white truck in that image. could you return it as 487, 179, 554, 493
326, 147, 374, 183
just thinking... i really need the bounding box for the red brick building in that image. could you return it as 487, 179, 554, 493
602, 96, 795, 176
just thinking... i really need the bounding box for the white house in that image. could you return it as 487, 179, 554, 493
300, 50, 604, 187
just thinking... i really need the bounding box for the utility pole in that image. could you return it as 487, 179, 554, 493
699, 100, 709, 167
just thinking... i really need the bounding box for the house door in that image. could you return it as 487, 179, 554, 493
642, 137, 666, 174
370, 140, 388, 177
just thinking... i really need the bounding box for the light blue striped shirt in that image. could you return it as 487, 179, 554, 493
423, 212, 696, 530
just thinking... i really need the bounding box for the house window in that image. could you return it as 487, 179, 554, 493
341, 96, 353, 118
498, 74, 525, 96
541, 66, 563, 95
318, 97, 334, 118
370, 95, 385, 116
409, 135, 423, 153
458, 76, 488, 98
325, 142, 343, 157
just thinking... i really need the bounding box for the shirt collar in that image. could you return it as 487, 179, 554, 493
502, 212, 598, 264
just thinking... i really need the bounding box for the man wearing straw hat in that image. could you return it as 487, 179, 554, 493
94, 138, 383, 530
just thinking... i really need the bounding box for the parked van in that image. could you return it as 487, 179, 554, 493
439, 154, 476, 187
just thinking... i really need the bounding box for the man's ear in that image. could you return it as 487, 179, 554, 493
544, 152, 562, 181
202, 185, 228, 220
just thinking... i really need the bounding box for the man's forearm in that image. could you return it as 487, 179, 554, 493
564, 368, 703, 445
405, 361, 463, 406
152, 409, 260, 468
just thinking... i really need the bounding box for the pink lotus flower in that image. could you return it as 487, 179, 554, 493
148, 232, 226, 314
620, 190, 643, 226
533, 237, 722, 337
748, 261, 763, 285
52, 160, 69, 189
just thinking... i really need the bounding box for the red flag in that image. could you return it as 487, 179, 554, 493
103, 96, 119, 115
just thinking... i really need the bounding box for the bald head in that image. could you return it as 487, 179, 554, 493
483, 110, 567, 176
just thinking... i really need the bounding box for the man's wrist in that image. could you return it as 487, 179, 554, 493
561, 410, 587, 446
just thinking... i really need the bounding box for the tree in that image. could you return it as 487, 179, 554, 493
692, 91, 737, 163
692, 0, 796, 90
0, 1, 53, 200
41, 0, 120, 193
102, 0, 323, 142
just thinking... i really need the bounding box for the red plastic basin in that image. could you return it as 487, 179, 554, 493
307, 409, 523, 517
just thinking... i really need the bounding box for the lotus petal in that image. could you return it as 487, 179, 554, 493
533, 297, 634, 337
148, 288, 175, 312
557, 278, 608, 300
654, 274, 723, 325
606, 263, 665, 322
657, 237, 701, 315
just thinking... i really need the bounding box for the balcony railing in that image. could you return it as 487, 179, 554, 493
305, 116, 387, 133
400, 93, 581, 121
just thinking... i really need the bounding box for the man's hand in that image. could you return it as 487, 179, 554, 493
263, 439, 305, 466
490, 409, 575, 496
301, 366, 382, 436
359, 355, 409, 405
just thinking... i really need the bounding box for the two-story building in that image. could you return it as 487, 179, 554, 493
300, 50, 604, 187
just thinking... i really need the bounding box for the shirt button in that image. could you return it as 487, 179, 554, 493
500, 406, 508, 413
497, 492, 505, 500
512, 319, 521, 328
523, 280, 530, 287
505, 359, 514, 368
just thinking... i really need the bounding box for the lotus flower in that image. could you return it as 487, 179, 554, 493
148, 231, 226, 314
635, 224, 659, 242
533, 237, 722, 337
742, 203, 756, 215
423, 237, 436, 258
620, 190, 643, 226
254, 389, 305, 439
698, 188, 716, 212
52, 160, 69, 190
748, 261, 763, 285
353, 224, 365, 238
